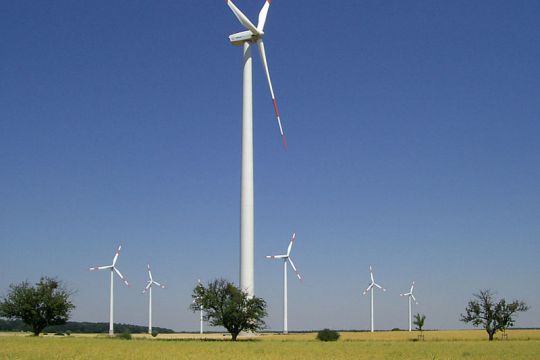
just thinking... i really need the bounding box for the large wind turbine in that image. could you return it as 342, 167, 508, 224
266, 232, 302, 334
225, 0, 287, 297
400, 281, 418, 332
89, 245, 129, 336
362, 266, 386, 332
142, 264, 165, 335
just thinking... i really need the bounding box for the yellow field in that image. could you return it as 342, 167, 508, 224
1, 330, 539, 359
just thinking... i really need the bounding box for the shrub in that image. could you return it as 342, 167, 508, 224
151, 330, 158, 338
316, 328, 340, 342
54, 332, 65, 336
115, 331, 132, 340
65, 330, 71, 336
391, 328, 401, 331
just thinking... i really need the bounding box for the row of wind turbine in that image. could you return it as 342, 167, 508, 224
363, 266, 419, 332
89, 245, 167, 335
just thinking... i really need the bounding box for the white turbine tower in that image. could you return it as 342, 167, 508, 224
142, 264, 165, 335
362, 266, 386, 333
89, 245, 129, 336
266, 232, 302, 334
195, 279, 204, 334
225, 0, 287, 297
400, 281, 418, 332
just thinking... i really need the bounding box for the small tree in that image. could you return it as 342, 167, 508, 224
461, 289, 528, 341
413, 313, 426, 332
190, 279, 267, 341
0, 277, 75, 336
413, 313, 426, 340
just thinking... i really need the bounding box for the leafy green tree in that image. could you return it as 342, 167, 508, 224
0, 277, 75, 336
190, 279, 267, 341
460, 289, 528, 341
413, 313, 426, 332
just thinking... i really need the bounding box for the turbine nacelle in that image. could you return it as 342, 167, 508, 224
229, 30, 264, 46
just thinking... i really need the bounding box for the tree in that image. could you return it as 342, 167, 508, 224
0, 277, 75, 336
413, 313, 426, 332
460, 289, 528, 341
190, 279, 267, 341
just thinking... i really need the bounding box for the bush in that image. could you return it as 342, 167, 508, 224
115, 332, 132, 340
65, 330, 71, 336
316, 329, 340, 342
54, 332, 65, 336
391, 328, 401, 331
151, 330, 158, 338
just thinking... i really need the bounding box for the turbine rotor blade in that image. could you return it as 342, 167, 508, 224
257, 39, 287, 150
89, 265, 112, 271
369, 266, 374, 282
153, 281, 165, 288
147, 264, 153, 280
363, 284, 374, 294
287, 257, 302, 281
225, 0, 261, 35
114, 267, 129, 286
286, 232, 296, 256
257, 0, 271, 32
112, 245, 122, 266
411, 294, 417, 302
266, 255, 287, 259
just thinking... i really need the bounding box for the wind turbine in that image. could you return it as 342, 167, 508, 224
362, 266, 386, 332
400, 281, 418, 332
89, 245, 129, 336
142, 264, 165, 335
225, 0, 287, 297
194, 279, 204, 334
266, 232, 302, 334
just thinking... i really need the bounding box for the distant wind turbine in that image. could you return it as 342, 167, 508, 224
142, 264, 165, 335
89, 245, 129, 336
266, 232, 303, 334
362, 266, 386, 332
194, 279, 204, 334
400, 281, 418, 332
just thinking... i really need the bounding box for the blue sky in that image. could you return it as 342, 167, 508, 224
1, 0, 539, 332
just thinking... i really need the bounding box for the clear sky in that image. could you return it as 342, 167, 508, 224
1, 0, 539, 332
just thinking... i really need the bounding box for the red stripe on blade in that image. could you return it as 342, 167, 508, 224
272, 98, 280, 117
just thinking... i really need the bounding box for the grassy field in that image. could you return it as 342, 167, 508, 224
1, 330, 539, 359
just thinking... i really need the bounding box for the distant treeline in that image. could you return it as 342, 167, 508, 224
0, 319, 174, 334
